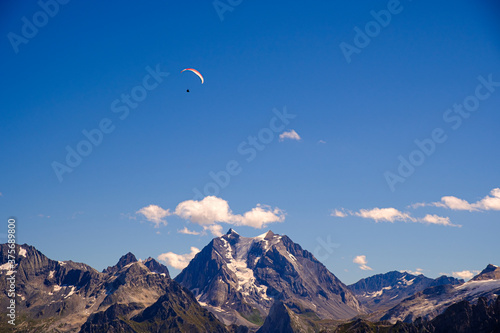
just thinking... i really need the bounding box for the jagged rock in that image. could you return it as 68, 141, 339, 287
349, 271, 463, 312
103, 252, 137, 274
0, 243, 226, 333
257, 301, 313, 333
175, 230, 362, 327
143, 257, 170, 277
380, 264, 500, 323
472, 264, 500, 281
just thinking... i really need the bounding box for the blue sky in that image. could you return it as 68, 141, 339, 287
1, 0, 499, 284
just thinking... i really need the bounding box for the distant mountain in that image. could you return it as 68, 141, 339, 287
348, 270, 463, 312
472, 264, 500, 281
336, 295, 500, 333
0, 244, 225, 332
175, 229, 362, 327
380, 264, 500, 323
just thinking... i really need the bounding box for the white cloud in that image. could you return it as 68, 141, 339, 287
433, 196, 477, 211
175, 196, 233, 225
279, 129, 301, 142
331, 209, 347, 218
452, 270, 480, 281
419, 214, 461, 227
355, 207, 413, 223
415, 188, 500, 212
476, 188, 500, 210
317, 140, 326, 144
157, 247, 200, 270
138, 196, 285, 234
401, 268, 424, 276
203, 224, 224, 237
136, 204, 171, 228
353, 255, 373, 271
234, 204, 285, 228
333, 207, 458, 227
175, 196, 284, 230
177, 227, 200, 235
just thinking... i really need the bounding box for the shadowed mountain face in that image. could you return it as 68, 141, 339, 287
256, 301, 312, 333
175, 229, 362, 327
0, 244, 225, 333
348, 271, 463, 312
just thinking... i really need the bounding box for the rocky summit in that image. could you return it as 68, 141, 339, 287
175, 229, 363, 328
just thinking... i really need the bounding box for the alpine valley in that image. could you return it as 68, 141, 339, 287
1, 230, 499, 332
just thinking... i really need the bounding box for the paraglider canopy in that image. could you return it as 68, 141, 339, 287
181, 68, 204, 84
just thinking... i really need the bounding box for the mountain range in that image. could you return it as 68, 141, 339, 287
1, 230, 499, 332
348, 270, 463, 313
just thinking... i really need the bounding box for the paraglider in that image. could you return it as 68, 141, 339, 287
181, 68, 204, 84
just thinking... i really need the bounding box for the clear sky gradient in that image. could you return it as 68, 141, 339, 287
1, 0, 499, 284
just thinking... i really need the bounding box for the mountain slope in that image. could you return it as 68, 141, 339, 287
81, 279, 228, 333
0, 243, 225, 333
335, 295, 500, 333
472, 264, 500, 281
175, 229, 362, 327
348, 271, 463, 312
380, 264, 500, 323
256, 301, 315, 333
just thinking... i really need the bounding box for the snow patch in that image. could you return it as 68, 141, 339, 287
368, 286, 393, 298
224, 236, 271, 301
64, 286, 76, 299
406, 278, 415, 286
387, 278, 500, 324
0, 263, 12, 271
18, 247, 27, 257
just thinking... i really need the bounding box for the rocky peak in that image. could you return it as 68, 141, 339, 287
226, 228, 239, 235
472, 264, 500, 281
143, 257, 170, 277
103, 252, 137, 274
263, 230, 275, 240
256, 301, 310, 333
175, 230, 362, 327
